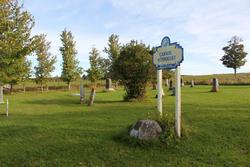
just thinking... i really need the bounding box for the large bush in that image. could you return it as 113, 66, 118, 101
114, 41, 153, 101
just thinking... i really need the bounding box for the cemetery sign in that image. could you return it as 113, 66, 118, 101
153, 36, 184, 138
153, 36, 183, 69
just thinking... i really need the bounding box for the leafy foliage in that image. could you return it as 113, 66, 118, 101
103, 34, 121, 79
34, 34, 56, 91
221, 36, 248, 76
114, 41, 152, 101
60, 29, 82, 89
87, 47, 103, 85
0, 0, 39, 90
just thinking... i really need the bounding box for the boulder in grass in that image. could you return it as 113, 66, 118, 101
129, 120, 162, 140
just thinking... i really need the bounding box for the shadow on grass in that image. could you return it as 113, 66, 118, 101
23, 98, 80, 106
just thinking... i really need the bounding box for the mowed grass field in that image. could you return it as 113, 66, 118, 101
0, 86, 249, 166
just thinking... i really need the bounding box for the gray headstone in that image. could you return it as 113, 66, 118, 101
211, 78, 219, 92
169, 80, 173, 90
0, 86, 4, 103
80, 82, 85, 104
171, 87, 176, 96
88, 88, 96, 106
190, 80, 195, 88
105, 78, 114, 91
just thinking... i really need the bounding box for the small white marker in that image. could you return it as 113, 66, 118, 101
6, 99, 8, 117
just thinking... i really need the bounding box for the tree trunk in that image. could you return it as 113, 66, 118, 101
234, 68, 237, 78
23, 84, 26, 93
10, 84, 14, 94
41, 83, 44, 93
46, 85, 49, 91
68, 82, 71, 91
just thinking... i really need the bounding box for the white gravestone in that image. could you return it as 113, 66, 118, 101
0, 86, 4, 103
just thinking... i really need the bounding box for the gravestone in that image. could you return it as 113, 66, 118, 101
88, 88, 96, 106
0, 86, 4, 103
169, 80, 173, 90
165, 79, 169, 87
211, 78, 219, 92
105, 78, 114, 91
80, 82, 85, 104
190, 80, 195, 88
129, 120, 162, 140
171, 87, 176, 96
181, 78, 185, 87
115, 81, 119, 89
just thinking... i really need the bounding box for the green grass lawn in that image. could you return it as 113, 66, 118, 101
0, 86, 249, 166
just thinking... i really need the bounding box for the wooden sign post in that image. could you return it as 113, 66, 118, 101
153, 36, 184, 137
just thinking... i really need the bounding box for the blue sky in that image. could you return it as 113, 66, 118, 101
23, 0, 250, 76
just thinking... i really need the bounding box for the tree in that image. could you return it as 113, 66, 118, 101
0, 0, 38, 93
99, 57, 111, 79
221, 36, 248, 77
20, 58, 32, 92
34, 34, 56, 92
114, 41, 152, 101
60, 29, 82, 90
103, 34, 121, 79
86, 47, 103, 86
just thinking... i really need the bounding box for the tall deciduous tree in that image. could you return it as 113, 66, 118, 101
221, 36, 248, 77
20, 58, 32, 92
60, 29, 82, 90
34, 35, 56, 92
103, 34, 121, 79
86, 47, 103, 86
0, 0, 38, 93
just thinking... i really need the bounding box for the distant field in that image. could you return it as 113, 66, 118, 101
5, 72, 250, 93
183, 73, 250, 85
0, 86, 249, 166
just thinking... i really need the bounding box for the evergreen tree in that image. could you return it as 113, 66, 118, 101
34, 34, 56, 92
0, 0, 38, 93
103, 34, 121, 79
86, 47, 103, 86
221, 36, 248, 77
60, 29, 82, 90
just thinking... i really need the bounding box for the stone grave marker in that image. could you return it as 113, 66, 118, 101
165, 79, 169, 87
169, 80, 173, 90
0, 86, 4, 103
190, 80, 195, 88
181, 78, 185, 87
105, 78, 114, 91
171, 87, 176, 96
88, 88, 96, 106
80, 82, 85, 104
211, 78, 219, 92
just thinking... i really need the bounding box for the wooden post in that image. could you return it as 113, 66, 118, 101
175, 66, 181, 137
157, 69, 163, 116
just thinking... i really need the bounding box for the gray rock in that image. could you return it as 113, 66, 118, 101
129, 120, 162, 140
